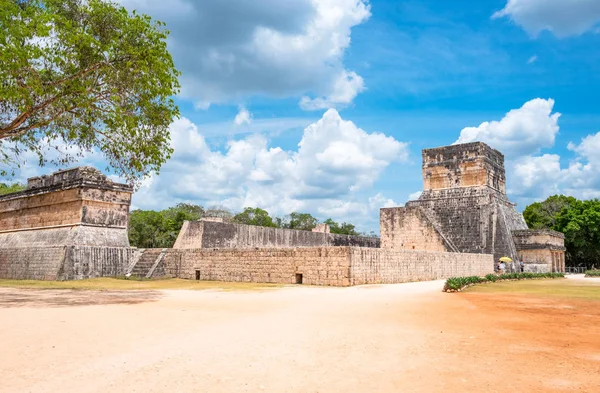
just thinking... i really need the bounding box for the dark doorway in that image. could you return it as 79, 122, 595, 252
195, 270, 200, 280
295, 273, 303, 284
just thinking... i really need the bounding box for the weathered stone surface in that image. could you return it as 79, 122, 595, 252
349, 248, 493, 285
422, 142, 506, 193
380, 142, 565, 271
0, 166, 132, 248
0, 246, 131, 280
513, 230, 566, 272
157, 246, 492, 286
173, 220, 380, 250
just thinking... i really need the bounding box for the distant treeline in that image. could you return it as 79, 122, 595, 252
129, 204, 376, 249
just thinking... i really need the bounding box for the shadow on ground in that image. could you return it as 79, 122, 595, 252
0, 288, 162, 308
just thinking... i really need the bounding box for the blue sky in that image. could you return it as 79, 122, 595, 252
8, 0, 600, 233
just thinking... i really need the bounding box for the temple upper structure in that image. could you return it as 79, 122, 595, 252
0, 167, 133, 248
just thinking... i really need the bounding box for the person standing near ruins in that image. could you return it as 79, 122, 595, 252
520, 260, 525, 273
498, 260, 506, 275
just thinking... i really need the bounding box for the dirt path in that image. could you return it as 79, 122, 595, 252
1, 280, 598, 393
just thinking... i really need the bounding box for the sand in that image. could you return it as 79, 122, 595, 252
1, 278, 599, 393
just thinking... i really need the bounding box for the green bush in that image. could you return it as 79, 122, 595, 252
443, 272, 565, 292
585, 270, 600, 277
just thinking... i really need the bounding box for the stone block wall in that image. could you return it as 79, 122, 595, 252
513, 230, 566, 272
163, 247, 352, 286
173, 220, 380, 250
422, 142, 506, 193
0, 246, 131, 280
158, 246, 494, 287
0, 166, 133, 248
349, 248, 494, 285
0, 247, 67, 280
380, 206, 449, 252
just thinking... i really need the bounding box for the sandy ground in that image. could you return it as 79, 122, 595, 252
1, 278, 599, 393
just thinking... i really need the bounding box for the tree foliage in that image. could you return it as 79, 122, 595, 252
287, 212, 318, 231
0, 182, 26, 195
128, 203, 370, 248
234, 207, 277, 228
0, 0, 180, 181
323, 218, 360, 236
524, 195, 600, 269
128, 203, 202, 248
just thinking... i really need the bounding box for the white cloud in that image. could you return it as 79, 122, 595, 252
118, 0, 371, 109
527, 55, 538, 64
233, 107, 252, 126
493, 0, 600, 37
507, 131, 600, 203
407, 191, 422, 201
131, 109, 408, 229
368, 193, 398, 209
455, 98, 561, 157
299, 70, 365, 110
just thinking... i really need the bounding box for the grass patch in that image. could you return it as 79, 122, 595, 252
585, 270, 600, 277
464, 278, 600, 301
443, 272, 564, 292
0, 277, 283, 292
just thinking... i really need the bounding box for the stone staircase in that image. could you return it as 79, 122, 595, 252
127, 249, 167, 279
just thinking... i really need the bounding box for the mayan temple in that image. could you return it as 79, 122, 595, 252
380, 142, 565, 272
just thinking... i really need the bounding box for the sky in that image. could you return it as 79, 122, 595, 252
7, 0, 600, 233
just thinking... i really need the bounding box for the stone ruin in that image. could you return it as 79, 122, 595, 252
0, 142, 565, 284
380, 142, 565, 272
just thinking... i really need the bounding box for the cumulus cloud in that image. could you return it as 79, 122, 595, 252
455, 98, 561, 157
492, 0, 600, 37
132, 109, 408, 226
507, 131, 600, 203
368, 193, 398, 209
118, 0, 370, 109
234, 107, 252, 126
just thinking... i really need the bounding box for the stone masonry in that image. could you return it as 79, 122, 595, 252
173, 219, 380, 249
380, 142, 566, 272
161, 247, 493, 286
0, 167, 134, 279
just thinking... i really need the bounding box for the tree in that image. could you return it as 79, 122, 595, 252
1, 0, 180, 181
0, 182, 26, 195
323, 218, 360, 236
128, 209, 169, 248
555, 199, 600, 269
523, 195, 577, 229
128, 203, 203, 248
523, 195, 600, 269
288, 212, 318, 231
234, 207, 277, 227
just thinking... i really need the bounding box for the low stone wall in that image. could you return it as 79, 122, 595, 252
173, 220, 380, 250
163, 247, 351, 286
0, 247, 67, 280
160, 246, 494, 286
349, 248, 494, 285
0, 246, 131, 280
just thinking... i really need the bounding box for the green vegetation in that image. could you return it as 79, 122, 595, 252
465, 278, 600, 301
129, 203, 373, 248
585, 270, 600, 277
323, 218, 360, 236
0, 182, 25, 195
524, 195, 600, 269
0, 277, 282, 291
1, 0, 180, 181
129, 203, 203, 248
443, 272, 565, 292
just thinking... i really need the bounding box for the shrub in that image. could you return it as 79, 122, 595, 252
585, 270, 600, 277
443, 272, 565, 292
